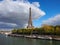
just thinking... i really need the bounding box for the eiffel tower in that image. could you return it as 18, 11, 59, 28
27, 7, 34, 29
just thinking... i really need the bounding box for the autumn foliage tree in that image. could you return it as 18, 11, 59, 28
12, 25, 60, 35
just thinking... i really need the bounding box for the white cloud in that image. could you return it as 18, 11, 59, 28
0, 22, 17, 27
0, 0, 45, 29
43, 14, 60, 26
0, 22, 17, 29
32, 2, 40, 7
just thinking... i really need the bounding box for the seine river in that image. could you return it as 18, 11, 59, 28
0, 34, 60, 45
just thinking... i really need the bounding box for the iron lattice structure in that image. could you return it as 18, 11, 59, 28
27, 7, 34, 29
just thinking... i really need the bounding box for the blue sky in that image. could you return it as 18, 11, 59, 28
0, 0, 60, 30
31, 0, 60, 27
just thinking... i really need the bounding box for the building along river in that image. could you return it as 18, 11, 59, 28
0, 34, 60, 45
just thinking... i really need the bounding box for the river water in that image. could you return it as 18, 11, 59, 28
0, 34, 60, 45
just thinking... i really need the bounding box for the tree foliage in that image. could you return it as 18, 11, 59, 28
12, 25, 60, 35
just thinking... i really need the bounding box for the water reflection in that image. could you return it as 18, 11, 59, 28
49, 40, 53, 45
0, 34, 60, 45
23, 38, 53, 45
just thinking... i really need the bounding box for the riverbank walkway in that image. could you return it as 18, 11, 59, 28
8, 34, 60, 41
